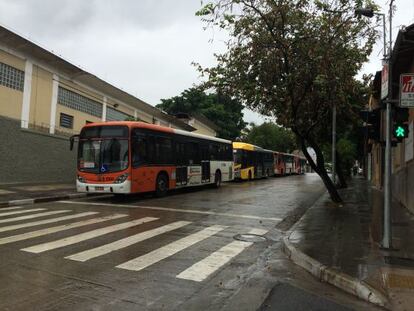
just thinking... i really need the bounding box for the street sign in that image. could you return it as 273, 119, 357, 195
381, 63, 388, 99
400, 74, 414, 107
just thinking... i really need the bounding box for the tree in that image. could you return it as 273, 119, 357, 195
196, 0, 377, 202
245, 122, 297, 152
156, 87, 247, 140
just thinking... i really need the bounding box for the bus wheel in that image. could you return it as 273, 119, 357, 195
155, 174, 168, 197
248, 170, 252, 181
213, 171, 222, 188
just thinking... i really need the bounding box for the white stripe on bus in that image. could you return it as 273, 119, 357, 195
66, 221, 191, 262
176, 228, 268, 282
22, 217, 158, 253
0, 212, 98, 233
116, 225, 227, 272
0, 208, 46, 217
0, 214, 127, 245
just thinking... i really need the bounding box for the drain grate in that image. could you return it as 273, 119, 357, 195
384, 256, 414, 268
233, 233, 267, 243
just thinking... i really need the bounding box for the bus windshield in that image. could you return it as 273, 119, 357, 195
78, 126, 129, 173
233, 149, 243, 166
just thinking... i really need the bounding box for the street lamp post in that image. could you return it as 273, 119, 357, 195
355, 3, 393, 249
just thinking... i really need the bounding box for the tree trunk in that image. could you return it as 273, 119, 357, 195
299, 135, 343, 203
335, 151, 347, 189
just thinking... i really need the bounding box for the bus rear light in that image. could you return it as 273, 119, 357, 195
114, 173, 129, 184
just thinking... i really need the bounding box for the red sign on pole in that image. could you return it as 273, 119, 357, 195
381, 63, 388, 99
400, 74, 414, 107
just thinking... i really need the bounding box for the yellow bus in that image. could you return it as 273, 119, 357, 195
233, 142, 273, 180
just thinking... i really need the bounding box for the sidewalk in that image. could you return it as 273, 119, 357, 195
0, 182, 88, 207
283, 177, 414, 310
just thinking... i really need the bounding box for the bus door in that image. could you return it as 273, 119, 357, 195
200, 144, 210, 183
175, 141, 187, 186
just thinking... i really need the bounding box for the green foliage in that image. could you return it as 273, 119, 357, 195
156, 87, 247, 140
244, 122, 297, 152
337, 138, 357, 176
196, 0, 378, 201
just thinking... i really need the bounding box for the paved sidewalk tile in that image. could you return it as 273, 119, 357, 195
287, 177, 414, 310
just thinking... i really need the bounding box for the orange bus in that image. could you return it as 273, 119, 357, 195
70, 121, 233, 196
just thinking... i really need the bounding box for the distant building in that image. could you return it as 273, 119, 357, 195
365, 24, 414, 214
174, 112, 219, 137
0, 26, 194, 134
0, 25, 196, 184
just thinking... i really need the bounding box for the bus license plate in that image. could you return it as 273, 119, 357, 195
95, 186, 105, 191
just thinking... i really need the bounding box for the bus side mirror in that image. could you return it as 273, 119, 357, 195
70, 135, 79, 151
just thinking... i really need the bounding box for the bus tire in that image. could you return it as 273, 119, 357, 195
155, 173, 168, 197
213, 170, 222, 188
248, 170, 252, 181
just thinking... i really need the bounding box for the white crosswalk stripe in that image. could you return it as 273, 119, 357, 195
0, 208, 46, 217
22, 217, 158, 253
0, 214, 127, 245
116, 225, 227, 272
0, 206, 24, 211
176, 228, 268, 282
0, 210, 71, 225
0, 212, 98, 233
66, 221, 191, 262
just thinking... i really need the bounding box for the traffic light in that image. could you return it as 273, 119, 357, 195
360, 109, 381, 141
393, 123, 409, 140
393, 107, 409, 141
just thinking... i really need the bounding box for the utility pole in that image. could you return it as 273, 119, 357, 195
382, 0, 394, 249
332, 103, 337, 184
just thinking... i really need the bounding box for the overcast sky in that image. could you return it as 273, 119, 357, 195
0, 0, 413, 124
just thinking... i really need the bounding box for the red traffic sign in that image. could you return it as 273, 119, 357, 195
400, 74, 414, 107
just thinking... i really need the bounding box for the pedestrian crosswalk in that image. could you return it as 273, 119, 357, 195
0, 206, 269, 282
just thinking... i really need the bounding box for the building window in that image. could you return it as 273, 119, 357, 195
106, 106, 132, 121
0, 62, 25, 91
60, 113, 74, 129
58, 87, 103, 118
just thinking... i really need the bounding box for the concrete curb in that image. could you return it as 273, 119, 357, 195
0, 193, 89, 208
282, 196, 390, 309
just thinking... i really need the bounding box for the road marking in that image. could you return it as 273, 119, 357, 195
176, 228, 268, 282
22, 217, 158, 253
0, 206, 24, 211
66, 221, 191, 262
0, 212, 98, 233
0, 210, 71, 225
59, 201, 282, 222
0, 208, 46, 217
116, 225, 227, 272
0, 214, 127, 245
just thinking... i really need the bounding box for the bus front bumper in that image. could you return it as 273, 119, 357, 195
77, 180, 131, 194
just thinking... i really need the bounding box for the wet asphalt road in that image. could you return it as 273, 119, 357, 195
0, 174, 382, 311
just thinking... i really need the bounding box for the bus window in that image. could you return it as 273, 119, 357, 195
155, 136, 172, 164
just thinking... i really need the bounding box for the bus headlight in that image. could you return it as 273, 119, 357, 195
77, 175, 86, 183
114, 173, 129, 184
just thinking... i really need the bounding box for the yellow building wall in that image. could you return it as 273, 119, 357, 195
0, 50, 25, 120
107, 99, 134, 118
59, 78, 104, 105
0, 49, 25, 70
192, 119, 216, 137
55, 105, 102, 134
29, 65, 52, 127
